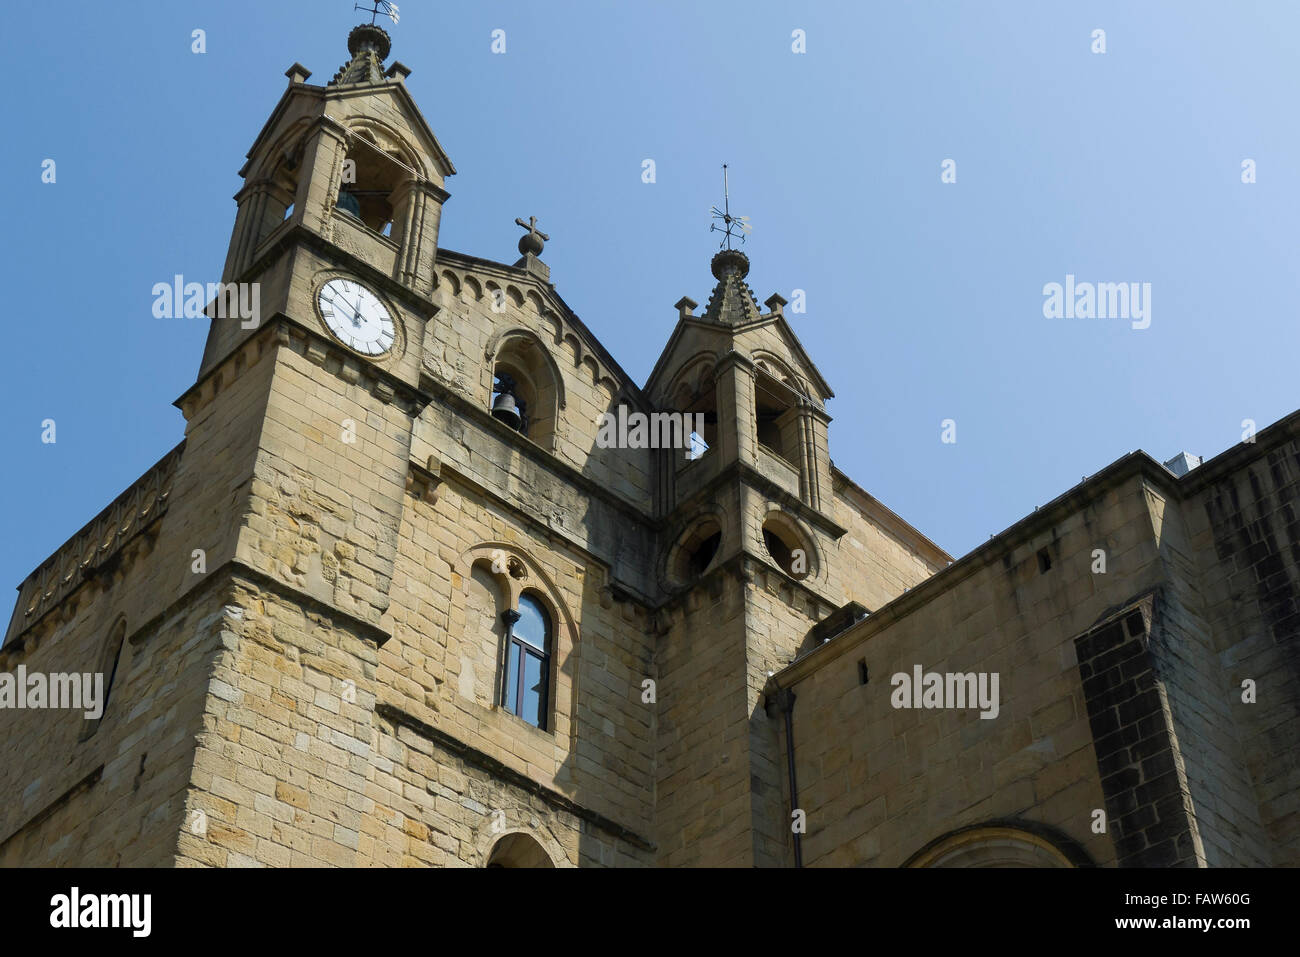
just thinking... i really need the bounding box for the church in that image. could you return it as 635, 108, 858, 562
1, 21, 1295, 868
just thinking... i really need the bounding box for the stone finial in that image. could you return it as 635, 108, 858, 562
512, 217, 551, 281
764, 292, 788, 317
285, 63, 312, 85
515, 216, 549, 258
711, 248, 750, 281
329, 24, 393, 86
385, 61, 412, 81
703, 251, 762, 325
674, 297, 698, 321
348, 23, 392, 59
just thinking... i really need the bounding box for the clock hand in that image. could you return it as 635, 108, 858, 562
342, 295, 363, 327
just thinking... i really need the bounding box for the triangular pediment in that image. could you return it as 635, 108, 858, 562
238, 78, 454, 186
646, 252, 833, 406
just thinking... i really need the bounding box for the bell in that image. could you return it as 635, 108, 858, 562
336, 189, 362, 218
492, 391, 523, 430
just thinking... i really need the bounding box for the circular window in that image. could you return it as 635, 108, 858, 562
762, 514, 813, 580
668, 518, 723, 584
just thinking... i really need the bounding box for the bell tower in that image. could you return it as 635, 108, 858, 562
646, 242, 847, 866
173, 19, 458, 639
200, 21, 454, 382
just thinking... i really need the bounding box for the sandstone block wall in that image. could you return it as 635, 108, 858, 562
1185, 427, 1300, 864
774, 470, 1169, 868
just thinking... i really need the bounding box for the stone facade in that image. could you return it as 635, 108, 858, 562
1, 26, 1295, 868
772, 424, 1299, 868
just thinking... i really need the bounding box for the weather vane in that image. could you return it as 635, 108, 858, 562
355, 0, 400, 25
710, 163, 751, 249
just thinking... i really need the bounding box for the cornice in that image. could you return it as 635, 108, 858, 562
772, 450, 1178, 688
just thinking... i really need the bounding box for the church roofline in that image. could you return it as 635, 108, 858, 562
764, 314, 834, 399
236, 73, 455, 181
643, 302, 834, 403
772, 448, 1174, 688
435, 248, 651, 410
3, 440, 187, 650
771, 404, 1300, 689
831, 464, 952, 566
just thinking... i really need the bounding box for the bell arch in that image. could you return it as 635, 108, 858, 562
343, 117, 429, 179
485, 328, 567, 450
662, 353, 718, 458
751, 351, 809, 398
334, 122, 423, 236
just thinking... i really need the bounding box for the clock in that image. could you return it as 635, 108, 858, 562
317, 278, 396, 356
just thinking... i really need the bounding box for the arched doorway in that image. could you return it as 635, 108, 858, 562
904, 823, 1088, 868
485, 832, 556, 868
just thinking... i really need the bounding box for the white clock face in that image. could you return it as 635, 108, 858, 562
318, 278, 396, 355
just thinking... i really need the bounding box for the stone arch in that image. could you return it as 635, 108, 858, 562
663, 353, 718, 456
439, 269, 461, 298
486, 328, 567, 450
463, 275, 483, 301
663, 352, 719, 406
661, 505, 729, 589
752, 351, 806, 396
239, 119, 313, 248
761, 509, 819, 583
455, 543, 578, 642
752, 364, 804, 467
452, 543, 581, 739
904, 821, 1092, 868
560, 333, 583, 365
595, 374, 620, 402
247, 117, 314, 182
343, 117, 428, 178
542, 309, 564, 344
478, 827, 568, 868
459, 559, 510, 706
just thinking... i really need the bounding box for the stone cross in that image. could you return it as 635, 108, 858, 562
514, 216, 550, 242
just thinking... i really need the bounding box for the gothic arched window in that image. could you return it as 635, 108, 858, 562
501, 595, 551, 730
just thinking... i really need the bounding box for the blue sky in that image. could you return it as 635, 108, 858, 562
3, 0, 1298, 619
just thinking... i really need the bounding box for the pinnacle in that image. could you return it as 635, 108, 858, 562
702, 249, 762, 325
328, 24, 392, 86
